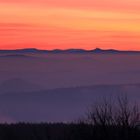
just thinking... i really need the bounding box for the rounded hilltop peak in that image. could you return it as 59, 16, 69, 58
93, 48, 103, 52
95, 48, 102, 50
21, 48, 39, 52
22, 48, 38, 50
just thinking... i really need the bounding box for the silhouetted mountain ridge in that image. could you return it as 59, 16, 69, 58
0, 48, 140, 54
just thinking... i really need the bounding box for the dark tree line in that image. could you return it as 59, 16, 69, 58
0, 122, 139, 140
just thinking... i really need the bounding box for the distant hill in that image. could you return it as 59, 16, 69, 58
0, 48, 140, 54
0, 54, 32, 58
0, 83, 140, 122
0, 78, 44, 93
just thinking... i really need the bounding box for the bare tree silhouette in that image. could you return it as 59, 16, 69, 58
87, 95, 140, 128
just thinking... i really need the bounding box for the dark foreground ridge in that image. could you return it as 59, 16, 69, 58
0, 123, 139, 140
0, 48, 140, 54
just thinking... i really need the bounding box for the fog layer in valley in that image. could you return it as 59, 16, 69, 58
0, 53, 140, 122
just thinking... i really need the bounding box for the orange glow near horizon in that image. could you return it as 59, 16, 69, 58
0, 0, 140, 50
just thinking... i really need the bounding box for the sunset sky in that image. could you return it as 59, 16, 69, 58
0, 0, 140, 50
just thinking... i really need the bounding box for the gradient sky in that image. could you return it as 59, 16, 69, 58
0, 0, 140, 50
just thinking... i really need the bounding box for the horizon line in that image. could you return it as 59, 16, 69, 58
0, 47, 140, 52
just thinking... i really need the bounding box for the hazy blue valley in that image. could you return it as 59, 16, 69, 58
0, 50, 140, 123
